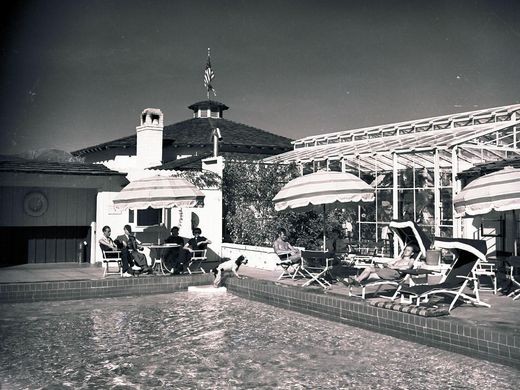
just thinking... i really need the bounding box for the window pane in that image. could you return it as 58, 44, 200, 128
440, 188, 453, 220
440, 171, 452, 187
398, 168, 414, 188
377, 190, 393, 222
360, 171, 376, 187
360, 223, 376, 242
416, 189, 434, 225
360, 202, 375, 222
376, 171, 393, 188
328, 160, 341, 172
137, 207, 162, 226
415, 167, 434, 188
398, 189, 414, 220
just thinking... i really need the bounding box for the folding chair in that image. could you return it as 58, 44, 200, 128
276, 251, 304, 280
473, 260, 497, 294
187, 249, 207, 274
300, 250, 334, 289
347, 220, 432, 299
101, 249, 122, 277
504, 256, 520, 300
397, 237, 491, 312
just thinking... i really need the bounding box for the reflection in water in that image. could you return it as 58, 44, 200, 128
0, 293, 518, 389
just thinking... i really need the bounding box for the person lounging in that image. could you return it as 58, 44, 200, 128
340, 245, 417, 286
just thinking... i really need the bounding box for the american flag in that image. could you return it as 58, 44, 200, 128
204, 49, 216, 97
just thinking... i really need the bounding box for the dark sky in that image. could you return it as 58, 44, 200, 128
1, 0, 519, 155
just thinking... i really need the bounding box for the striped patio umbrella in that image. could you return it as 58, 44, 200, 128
113, 175, 204, 211
454, 166, 520, 217
273, 170, 374, 248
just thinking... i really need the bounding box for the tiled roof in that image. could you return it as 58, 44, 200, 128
188, 100, 229, 111
152, 151, 281, 171
72, 117, 292, 156
0, 159, 127, 177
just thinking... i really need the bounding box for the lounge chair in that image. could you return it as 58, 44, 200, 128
187, 249, 207, 274
101, 248, 123, 277
346, 220, 432, 299
397, 237, 491, 312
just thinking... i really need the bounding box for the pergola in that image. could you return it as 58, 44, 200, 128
264, 104, 520, 240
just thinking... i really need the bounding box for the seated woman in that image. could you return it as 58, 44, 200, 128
273, 228, 301, 265
340, 245, 417, 286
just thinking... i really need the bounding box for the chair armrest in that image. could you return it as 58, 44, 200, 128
456, 275, 476, 280
400, 268, 435, 276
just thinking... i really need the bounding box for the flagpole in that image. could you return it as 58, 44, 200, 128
207, 47, 211, 102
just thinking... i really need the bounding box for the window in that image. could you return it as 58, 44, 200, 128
136, 207, 162, 227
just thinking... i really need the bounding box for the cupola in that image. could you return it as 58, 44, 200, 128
188, 100, 229, 119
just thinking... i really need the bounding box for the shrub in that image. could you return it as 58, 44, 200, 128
223, 162, 353, 249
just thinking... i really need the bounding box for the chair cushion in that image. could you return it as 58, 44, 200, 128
369, 299, 450, 317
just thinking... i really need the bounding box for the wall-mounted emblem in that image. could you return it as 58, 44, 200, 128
23, 191, 48, 217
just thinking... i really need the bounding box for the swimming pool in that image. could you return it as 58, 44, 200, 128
0, 292, 518, 389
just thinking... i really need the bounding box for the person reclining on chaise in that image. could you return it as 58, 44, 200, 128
340, 244, 417, 286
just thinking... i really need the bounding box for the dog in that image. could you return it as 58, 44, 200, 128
212, 255, 248, 287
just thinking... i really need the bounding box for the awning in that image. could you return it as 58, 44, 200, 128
433, 237, 487, 262
454, 166, 520, 216
389, 220, 432, 257
113, 175, 204, 211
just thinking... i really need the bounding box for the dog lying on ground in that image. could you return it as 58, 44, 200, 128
211, 255, 248, 287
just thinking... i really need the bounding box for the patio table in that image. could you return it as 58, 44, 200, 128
142, 243, 180, 275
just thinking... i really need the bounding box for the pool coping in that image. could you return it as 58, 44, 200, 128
225, 277, 520, 369
0, 273, 214, 303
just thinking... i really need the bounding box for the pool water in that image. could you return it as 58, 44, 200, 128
0, 292, 518, 389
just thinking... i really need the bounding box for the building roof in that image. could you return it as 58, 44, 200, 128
188, 100, 229, 111
0, 159, 127, 177
152, 151, 282, 171
264, 104, 520, 172
72, 117, 292, 157
291, 103, 520, 147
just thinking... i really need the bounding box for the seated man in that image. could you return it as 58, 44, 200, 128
115, 224, 153, 275
326, 228, 352, 255
273, 228, 301, 265
99, 225, 132, 278
163, 226, 186, 274
340, 245, 417, 286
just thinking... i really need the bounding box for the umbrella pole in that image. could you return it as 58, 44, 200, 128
323, 204, 327, 252
514, 210, 518, 256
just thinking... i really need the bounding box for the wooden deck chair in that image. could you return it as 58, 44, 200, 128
300, 250, 334, 289
187, 249, 207, 274
397, 237, 491, 312
347, 220, 432, 299
101, 249, 122, 277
